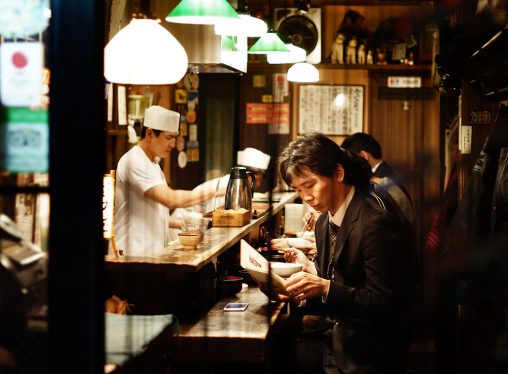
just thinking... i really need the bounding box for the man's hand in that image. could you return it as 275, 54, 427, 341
283, 248, 316, 274
270, 237, 290, 250
258, 282, 290, 302
285, 272, 329, 304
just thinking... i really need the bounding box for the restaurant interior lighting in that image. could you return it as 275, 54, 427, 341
104, 18, 188, 85
334, 93, 346, 108
248, 30, 290, 54
287, 62, 319, 82
165, 0, 240, 25
214, 14, 267, 37
267, 43, 306, 64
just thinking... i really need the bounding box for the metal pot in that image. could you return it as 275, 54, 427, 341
225, 167, 255, 219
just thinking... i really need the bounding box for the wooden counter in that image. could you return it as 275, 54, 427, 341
173, 286, 288, 364
105, 191, 298, 272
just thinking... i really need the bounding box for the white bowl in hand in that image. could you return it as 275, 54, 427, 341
286, 237, 313, 248
269, 262, 303, 278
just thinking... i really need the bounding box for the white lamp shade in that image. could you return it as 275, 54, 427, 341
287, 62, 319, 83
214, 14, 267, 37
267, 43, 306, 64
104, 19, 188, 85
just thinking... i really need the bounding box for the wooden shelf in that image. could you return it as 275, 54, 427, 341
318, 63, 433, 71
247, 61, 433, 73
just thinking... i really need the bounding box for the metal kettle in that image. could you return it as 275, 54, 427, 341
225, 167, 255, 218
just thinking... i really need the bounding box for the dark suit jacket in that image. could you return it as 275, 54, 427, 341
313, 189, 412, 373
374, 160, 412, 203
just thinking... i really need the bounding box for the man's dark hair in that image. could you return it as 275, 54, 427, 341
278, 132, 372, 189
140, 126, 162, 139
341, 132, 383, 159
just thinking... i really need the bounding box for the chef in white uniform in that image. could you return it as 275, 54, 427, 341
113, 105, 218, 257
171, 147, 271, 224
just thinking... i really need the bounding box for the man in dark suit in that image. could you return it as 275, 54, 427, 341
279, 132, 412, 373
341, 132, 411, 202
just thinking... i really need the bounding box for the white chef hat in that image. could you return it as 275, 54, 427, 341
237, 147, 271, 172
143, 105, 180, 133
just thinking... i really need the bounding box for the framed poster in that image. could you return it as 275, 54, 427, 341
298, 85, 364, 135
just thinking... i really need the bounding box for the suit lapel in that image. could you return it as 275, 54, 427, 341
316, 214, 329, 273
332, 191, 362, 264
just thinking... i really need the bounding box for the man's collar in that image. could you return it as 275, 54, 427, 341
371, 160, 383, 173
329, 186, 355, 227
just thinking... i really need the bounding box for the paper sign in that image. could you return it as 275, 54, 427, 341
0, 42, 43, 107
117, 86, 127, 126
246, 103, 269, 124
1, 108, 49, 173
273, 73, 289, 103
460, 125, 472, 154
103, 174, 115, 239
189, 124, 197, 141
107, 83, 113, 122
387, 76, 422, 88
0, 0, 49, 38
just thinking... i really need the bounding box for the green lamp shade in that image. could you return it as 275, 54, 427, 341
248, 32, 290, 54
166, 0, 240, 25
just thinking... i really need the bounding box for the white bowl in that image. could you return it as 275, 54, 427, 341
286, 237, 313, 248
269, 262, 303, 278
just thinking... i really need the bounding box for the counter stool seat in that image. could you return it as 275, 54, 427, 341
106, 313, 178, 373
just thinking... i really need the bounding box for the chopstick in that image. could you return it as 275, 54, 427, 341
302, 213, 314, 232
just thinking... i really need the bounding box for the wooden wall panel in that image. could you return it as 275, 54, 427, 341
239, 65, 293, 192
368, 71, 440, 311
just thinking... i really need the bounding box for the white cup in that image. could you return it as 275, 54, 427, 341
284, 203, 305, 234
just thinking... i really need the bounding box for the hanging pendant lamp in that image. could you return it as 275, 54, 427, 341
248, 30, 289, 54
247, 0, 288, 54
214, 14, 267, 37
166, 0, 240, 25
267, 43, 306, 64
287, 62, 319, 82
214, 0, 266, 37
104, 18, 188, 85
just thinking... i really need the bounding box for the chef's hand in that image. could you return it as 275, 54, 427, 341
169, 216, 184, 229
285, 272, 329, 304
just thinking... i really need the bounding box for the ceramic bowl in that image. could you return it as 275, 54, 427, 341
178, 232, 203, 247
269, 262, 303, 278
218, 275, 243, 298
286, 237, 313, 248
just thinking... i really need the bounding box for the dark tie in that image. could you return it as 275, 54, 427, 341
328, 219, 340, 250
327, 219, 340, 280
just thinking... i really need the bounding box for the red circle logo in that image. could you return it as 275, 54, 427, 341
12, 52, 28, 68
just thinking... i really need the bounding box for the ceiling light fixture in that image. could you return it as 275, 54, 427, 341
248, 31, 290, 53
214, 0, 267, 37
267, 43, 306, 64
215, 14, 267, 37
104, 18, 188, 85
166, 0, 240, 25
287, 62, 319, 82
248, 0, 288, 54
